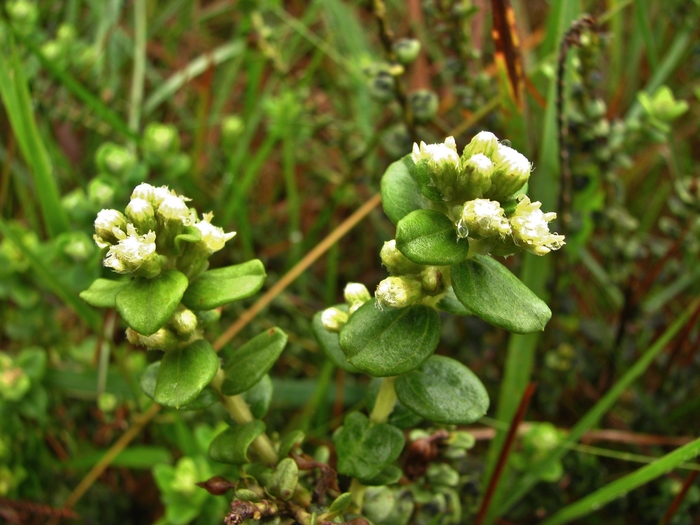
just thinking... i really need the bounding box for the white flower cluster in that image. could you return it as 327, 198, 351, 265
411, 136, 460, 169
320, 283, 372, 332
510, 196, 565, 256
93, 183, 236, 278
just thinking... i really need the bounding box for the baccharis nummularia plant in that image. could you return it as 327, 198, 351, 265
314, 132, 564, 511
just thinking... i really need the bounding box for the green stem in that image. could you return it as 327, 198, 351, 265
210, 369, 278, 466
370, 376, 397, 424
349, 477, 368, 511
128, 0, 147, 142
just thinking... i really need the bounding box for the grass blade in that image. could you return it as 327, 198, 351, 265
0, 39, 70, 238
540, 436, 700, 525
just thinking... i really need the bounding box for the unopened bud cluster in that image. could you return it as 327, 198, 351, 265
414, 132, 565, 257
93, 183, 235, 280
375, 240, 447, 309
320, 283, 372, 333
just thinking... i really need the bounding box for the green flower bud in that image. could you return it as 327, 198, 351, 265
93, 209, 127, 246
457, 199, 511, 240
509, 196, 565, 256
171, 457, 199, 495
380, 239, 423, 275
166, 152, 192, 178
381, 124, 412, 159
170, 309, 198, 337
95, 142, 137, 176
420, 266, 444, 295
56, 23, 77, 44
321, 307, 348, 333
125, 198, 157, 233
7, 0, 39, 36
0, 353, 30, 401
393, 38, 421, 65
133, 327, 179, 351
344, 283, 371, 308
143, 123, 180, 164
638, 86, 689, 125
409, 89, 439, 123
458, 153, 494, 200
462, 130, 499, 160
484, 143, 531, 201
87, 177, 117, 207
41, 40, 66, 68
368, 71, 396, 102
62, 231, 95, 262
97, 392, 118, 413
221, 115, 245, 144
376, 276, 423, 308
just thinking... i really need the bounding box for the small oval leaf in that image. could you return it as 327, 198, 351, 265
396, 209, 469, 265
221, 328, 287, 395
311, 305, 359, 373
208, 420, 266, 465
242, 374, 273, 419
80, 278, 129, 308
333, 412, 405, 480
182, 259, 266, 310
395, 355, 489, 424
115, 270, 188, 335
339, 300, 440, 377
380, 156, 429, 225
141, 362, 219, 411
154, 339, 219, 409
451, 255, 552, 333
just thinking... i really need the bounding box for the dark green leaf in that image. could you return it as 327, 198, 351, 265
208, 420, 266, 464
115, 270, 188, 335
221, 327, 287, 395
380, 156, 429, 225
278, 430, 305, 459
360, 464, 403, 486
154, 339, 220, 409
436, 287, 471, 315
451, 255, 551, 333
339, 300, 440, 377
333, 412, 405, 480
182, 260, 266, 310
413, 161, 444, 201
396, 209, 468, 265
242, 374, 273, 419
80, 279, 129, 308
141, 362, 219, 411
311, 305, 359, 373
17, 346, 46, 381
395, 355, 489, 424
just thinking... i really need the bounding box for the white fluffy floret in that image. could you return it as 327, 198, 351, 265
194, 212, 236, 254
509, 196, 565, 256
411, 136, 460, 168
103, 224, 157, 273
458, 199, 511, 239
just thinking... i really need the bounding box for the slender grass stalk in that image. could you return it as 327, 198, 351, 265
128, 0, 147, 142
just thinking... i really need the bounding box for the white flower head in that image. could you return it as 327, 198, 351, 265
194, 212, 236, 254
458, 199, 511, 239
463, 131, 499, 160
344, 282, 371, 311
157, 193, 190, 222
379, 239, 423, 275
458, 153, 494, 199
485, 143, 532, 201
509, 196, 565, 256
94, 209, 126, 244
125, 198, 155, 227
375, 276, 423, 309
411, 136, 460, 168
103, 224, 157, 273
131, 183, 156, 203
321, 307, 349, 333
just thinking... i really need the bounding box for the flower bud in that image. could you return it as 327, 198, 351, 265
376, 276, 423, 308
458, 199, 511, 240
95, 142, 137, 176
94, 209, 127, 245
62, 231, 95, 262
509, 196, 565, 256
170, 309, 198, 337
409, 89, 439, 123
368, 71, 396, 102
7, 0, 39, 36
380, 239, 423, 275
484, 143, 531, 201
411, 136, 460, 171
56, 24, 76, 44
41, 40, 66, 68
321, 307, 349, 333
420, 266, 444, 295
462, 131, 499, 160
157, 194, 189, 223
344, 283, 371, 307
143, 123, 180, 165
135, 327, 179, 351
393, 38, 421, 65
193, 212, 235, 254
125, 198, 157, 233
88, 177, 116, 207
0, 353, 30, 401
458, 153, 494, 200
221, 115, 245, 145
103, 224, 163, 277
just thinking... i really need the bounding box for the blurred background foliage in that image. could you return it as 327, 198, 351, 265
1, 0, 700, 523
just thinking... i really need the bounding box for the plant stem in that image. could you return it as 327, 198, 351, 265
128, 0, 147, 143
370, 376, 398, 424
349, 478, 368, 511
211, 369, 278, 466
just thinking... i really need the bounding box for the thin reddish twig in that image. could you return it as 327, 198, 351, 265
661, 471, 699, 525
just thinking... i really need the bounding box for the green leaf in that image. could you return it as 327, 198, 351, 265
333, 412, 405, 480
154, 340, 220, 409
182, 260, 266, 310
17, 346, 47, 382
395, 355, 489, 424
221, 328, 287, 395
380, 156, 429, 225
360, 464, 403, 486
174, 226, 202, 252
413, 161, 444, 202
80, 279, 129, 308
208, 420, 266, 464
436, 287, 471, 316
339, 300, 440, 377
242, 374, 274, 419
451, 255, 551, 334
115, 270, 188, 335
396, 209, 468, 265
67, 446, 173, 469
311, 305, 359, 373
140, 362, 218, 411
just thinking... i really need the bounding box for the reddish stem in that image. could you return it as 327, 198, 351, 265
661, 471, 699, 525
